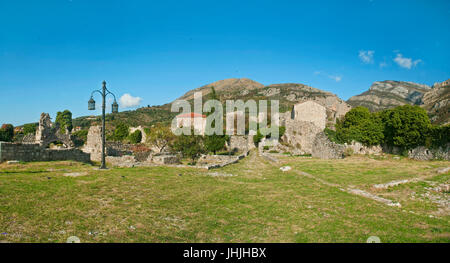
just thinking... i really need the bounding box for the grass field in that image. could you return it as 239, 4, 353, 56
0, 152, 449, 243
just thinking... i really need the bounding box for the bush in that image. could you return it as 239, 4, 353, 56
425, 125, 450, 149
171, 130, 205, 162
204, 134, 226, 155
146, 124, 175, 153
128, 130, 142, 144
72, 130, 88, 147
55, 110, 73, 133
113, 123, 129, 141
336, 107, 384, 146
380, 105, 431, 150
23, 123, 37, 135
324, 128, 343, 144
253, 130, 264, 146
343, 147, 354, 157
0, 124, 14, 142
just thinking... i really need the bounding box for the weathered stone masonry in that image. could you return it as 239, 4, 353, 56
0, 142, 90, 163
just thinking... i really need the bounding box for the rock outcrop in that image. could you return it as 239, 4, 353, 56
347, 80, 431, 112
422, 79, 450, 125
178, 78, 264, 101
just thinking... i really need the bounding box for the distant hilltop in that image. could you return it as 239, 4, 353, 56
71, 77, 449, 129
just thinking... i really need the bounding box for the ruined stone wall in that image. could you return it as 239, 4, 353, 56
35, 113, 74, 148
282, 120, 322, 154
408, 145, 450, 161
82, 126, 103, 161
0, 142, 90, 163
346, 141, 383, 155
311, 132, 346, 159
129, 126, 147, 143
229, 135, 254, 152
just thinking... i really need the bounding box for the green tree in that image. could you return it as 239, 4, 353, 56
146, 124, 175, 153
72, 130, 89, 147
380, 105, 431, 149
0, 124, 14, 142
171, 131, 205, 163
209, 86, 218, 101
128, 130, 143, 144
253, 129, 264, 146
204, 134, 226, 154
425, 125, 450, 148
336, 106, 384, 146
113, 123, 129, 141
23, 123, 37, 135
55, 110, 73, 133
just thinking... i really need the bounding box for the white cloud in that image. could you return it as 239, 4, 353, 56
119, 93, 142, 108
329, 75, 342, 82
393, 53, 421, 69
379, 61, 388, 68
314, 71, 342, 82
359, 50, 375, 64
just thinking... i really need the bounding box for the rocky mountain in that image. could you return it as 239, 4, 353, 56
422, 79, 450, 125
72, 78, 449, 130
177, 78, 264, 101
73, 78, 352, 130
347, 80, 432, 112
176, 78, 351, 124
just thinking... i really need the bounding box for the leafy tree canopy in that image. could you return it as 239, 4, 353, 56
55, 110, 73, 133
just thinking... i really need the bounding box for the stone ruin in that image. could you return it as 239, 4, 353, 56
33, 113, 74, 148
82, 125, 182, 166
1, 113, 89, 163
129, 126, 147, 143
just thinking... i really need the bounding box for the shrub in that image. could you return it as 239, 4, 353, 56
146, 124, 175, 153
171, 131, 205, 162
336, 107, 384, 146
324, 127, 343, 144
23, 123, 37, 135
253, 130, 264, 146
72, 130, 88, 147
55, 110, 73, 133
128, 130, 142, 144
425, 125, 450, 149
380, 105, 431, 150
0, 124, 14, 142
204, 134, 226, 155
113, 123, 129, 141
343, 147, 354, 157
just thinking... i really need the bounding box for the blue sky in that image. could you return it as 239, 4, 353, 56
1, 0, 449, 125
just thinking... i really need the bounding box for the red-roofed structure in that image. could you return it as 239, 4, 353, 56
176, 112, 206, 118
175, 112, 206, 135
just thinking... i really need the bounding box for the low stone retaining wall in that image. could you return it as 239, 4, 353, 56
408, 145, 450, 161
203, 151, 249, 170
0, 142, 90, 163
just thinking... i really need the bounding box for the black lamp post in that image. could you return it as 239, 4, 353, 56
88, 80, 119, 169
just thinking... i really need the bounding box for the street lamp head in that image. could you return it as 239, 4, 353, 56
102, 80, 107, 87
112, 100, 119, 113
88, 97, 96, 110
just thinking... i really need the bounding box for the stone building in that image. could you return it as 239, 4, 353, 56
175, 112, 206, 135
291, 101, 327, 130
281, 101, 328, 154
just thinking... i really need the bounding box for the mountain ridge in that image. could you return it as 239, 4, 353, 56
68, 78, 449, 129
